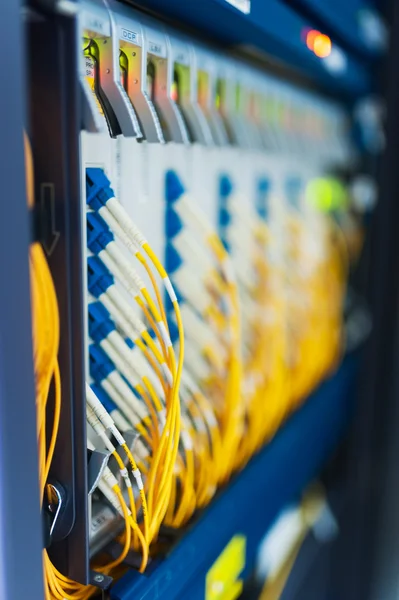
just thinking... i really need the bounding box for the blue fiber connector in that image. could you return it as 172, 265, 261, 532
86, 168, 115, 210
218, 174, 234, 252
88, 301, 116, 343
90, 383, 117, 415
166, 206, 183, 239
165, 242, 183, 274
87, 211, 114, 254
165, 170, 185, 204
87, 256, 114, 298
125, 337, 135, 349
256, 177, 271, 221
89, 343, 115, 382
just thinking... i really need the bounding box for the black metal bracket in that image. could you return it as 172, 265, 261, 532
102, 540, 144, 569
89, 570, 113, 600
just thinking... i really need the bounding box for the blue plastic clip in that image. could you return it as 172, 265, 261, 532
88, 302, 115, 343
165, 243, 183, 274
87, 256, 114, 298
89, 343, 115, 382
90, 383, 117, 414
165, 170, 185, 205
86, 168, 115, 210
87, 211, 114, 254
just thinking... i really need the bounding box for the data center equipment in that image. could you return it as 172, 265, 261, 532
0, 0, 384, 598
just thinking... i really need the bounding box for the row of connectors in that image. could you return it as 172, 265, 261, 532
79, 0, 352, 163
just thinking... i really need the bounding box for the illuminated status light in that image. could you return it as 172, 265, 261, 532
171, 80, 179, 103
305, 29, 332, 58
306, 178, 347, 212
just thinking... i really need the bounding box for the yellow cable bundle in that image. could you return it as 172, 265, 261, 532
27, 136, 150, 599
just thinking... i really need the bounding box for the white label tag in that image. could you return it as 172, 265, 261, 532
120, 28, 140, 44
148, 41, 165, 57
225, 0, 251, 14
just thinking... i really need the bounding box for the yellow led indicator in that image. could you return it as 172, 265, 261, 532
119, 51, 128, 91
206, 535, 246, 600
198, 71, 209, 107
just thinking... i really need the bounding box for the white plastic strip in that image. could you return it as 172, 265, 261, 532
158, 320, 172, 348
163, 276, 177, 303
132, 468, 144, 490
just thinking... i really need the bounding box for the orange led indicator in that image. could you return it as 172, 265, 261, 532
305, 29, 332, 58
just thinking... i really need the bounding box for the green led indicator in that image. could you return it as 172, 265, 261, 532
306, 178, 348, 212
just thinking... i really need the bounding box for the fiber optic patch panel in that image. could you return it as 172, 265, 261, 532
20, 0, 372, 598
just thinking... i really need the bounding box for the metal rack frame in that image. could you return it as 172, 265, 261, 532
0, 1, 45, 598
27, 4, 89, 583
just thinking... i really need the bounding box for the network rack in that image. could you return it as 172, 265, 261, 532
112, 354, 358, 600
0, 0, 383, 598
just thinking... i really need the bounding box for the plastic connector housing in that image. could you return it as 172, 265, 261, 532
91, 383, 118, 415
89, 343, 115, 382
86, 168, 115, 210
87, 256, 114, 298
87, 211, 114, 254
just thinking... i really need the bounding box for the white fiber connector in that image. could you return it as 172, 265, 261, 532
180, 371, 203, 397
184, 344, 211, 381
102, 373, 148, 424
86, 382, 115, 430
86, 384, 127, 447
101, 294, 144, 344
180, 304, 225, 358
172, 229, 214, 273
102, 242, 145, 292
228, 192, 259, 229
172, 268, 213, 315
111, 410, 131, 433
106, 196, 148, 247
100, 337, 140, 390
86, 405, 115, 454
181, 428, 193, 452
173, 194, 212, 238
101, 286, 146, 337
98, 205, 141, 257
99, 247, 142, 299
134, 438, 150, 465
221, 257, 236, 285
98, 468, 131, 517
129, 346, 166, 401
